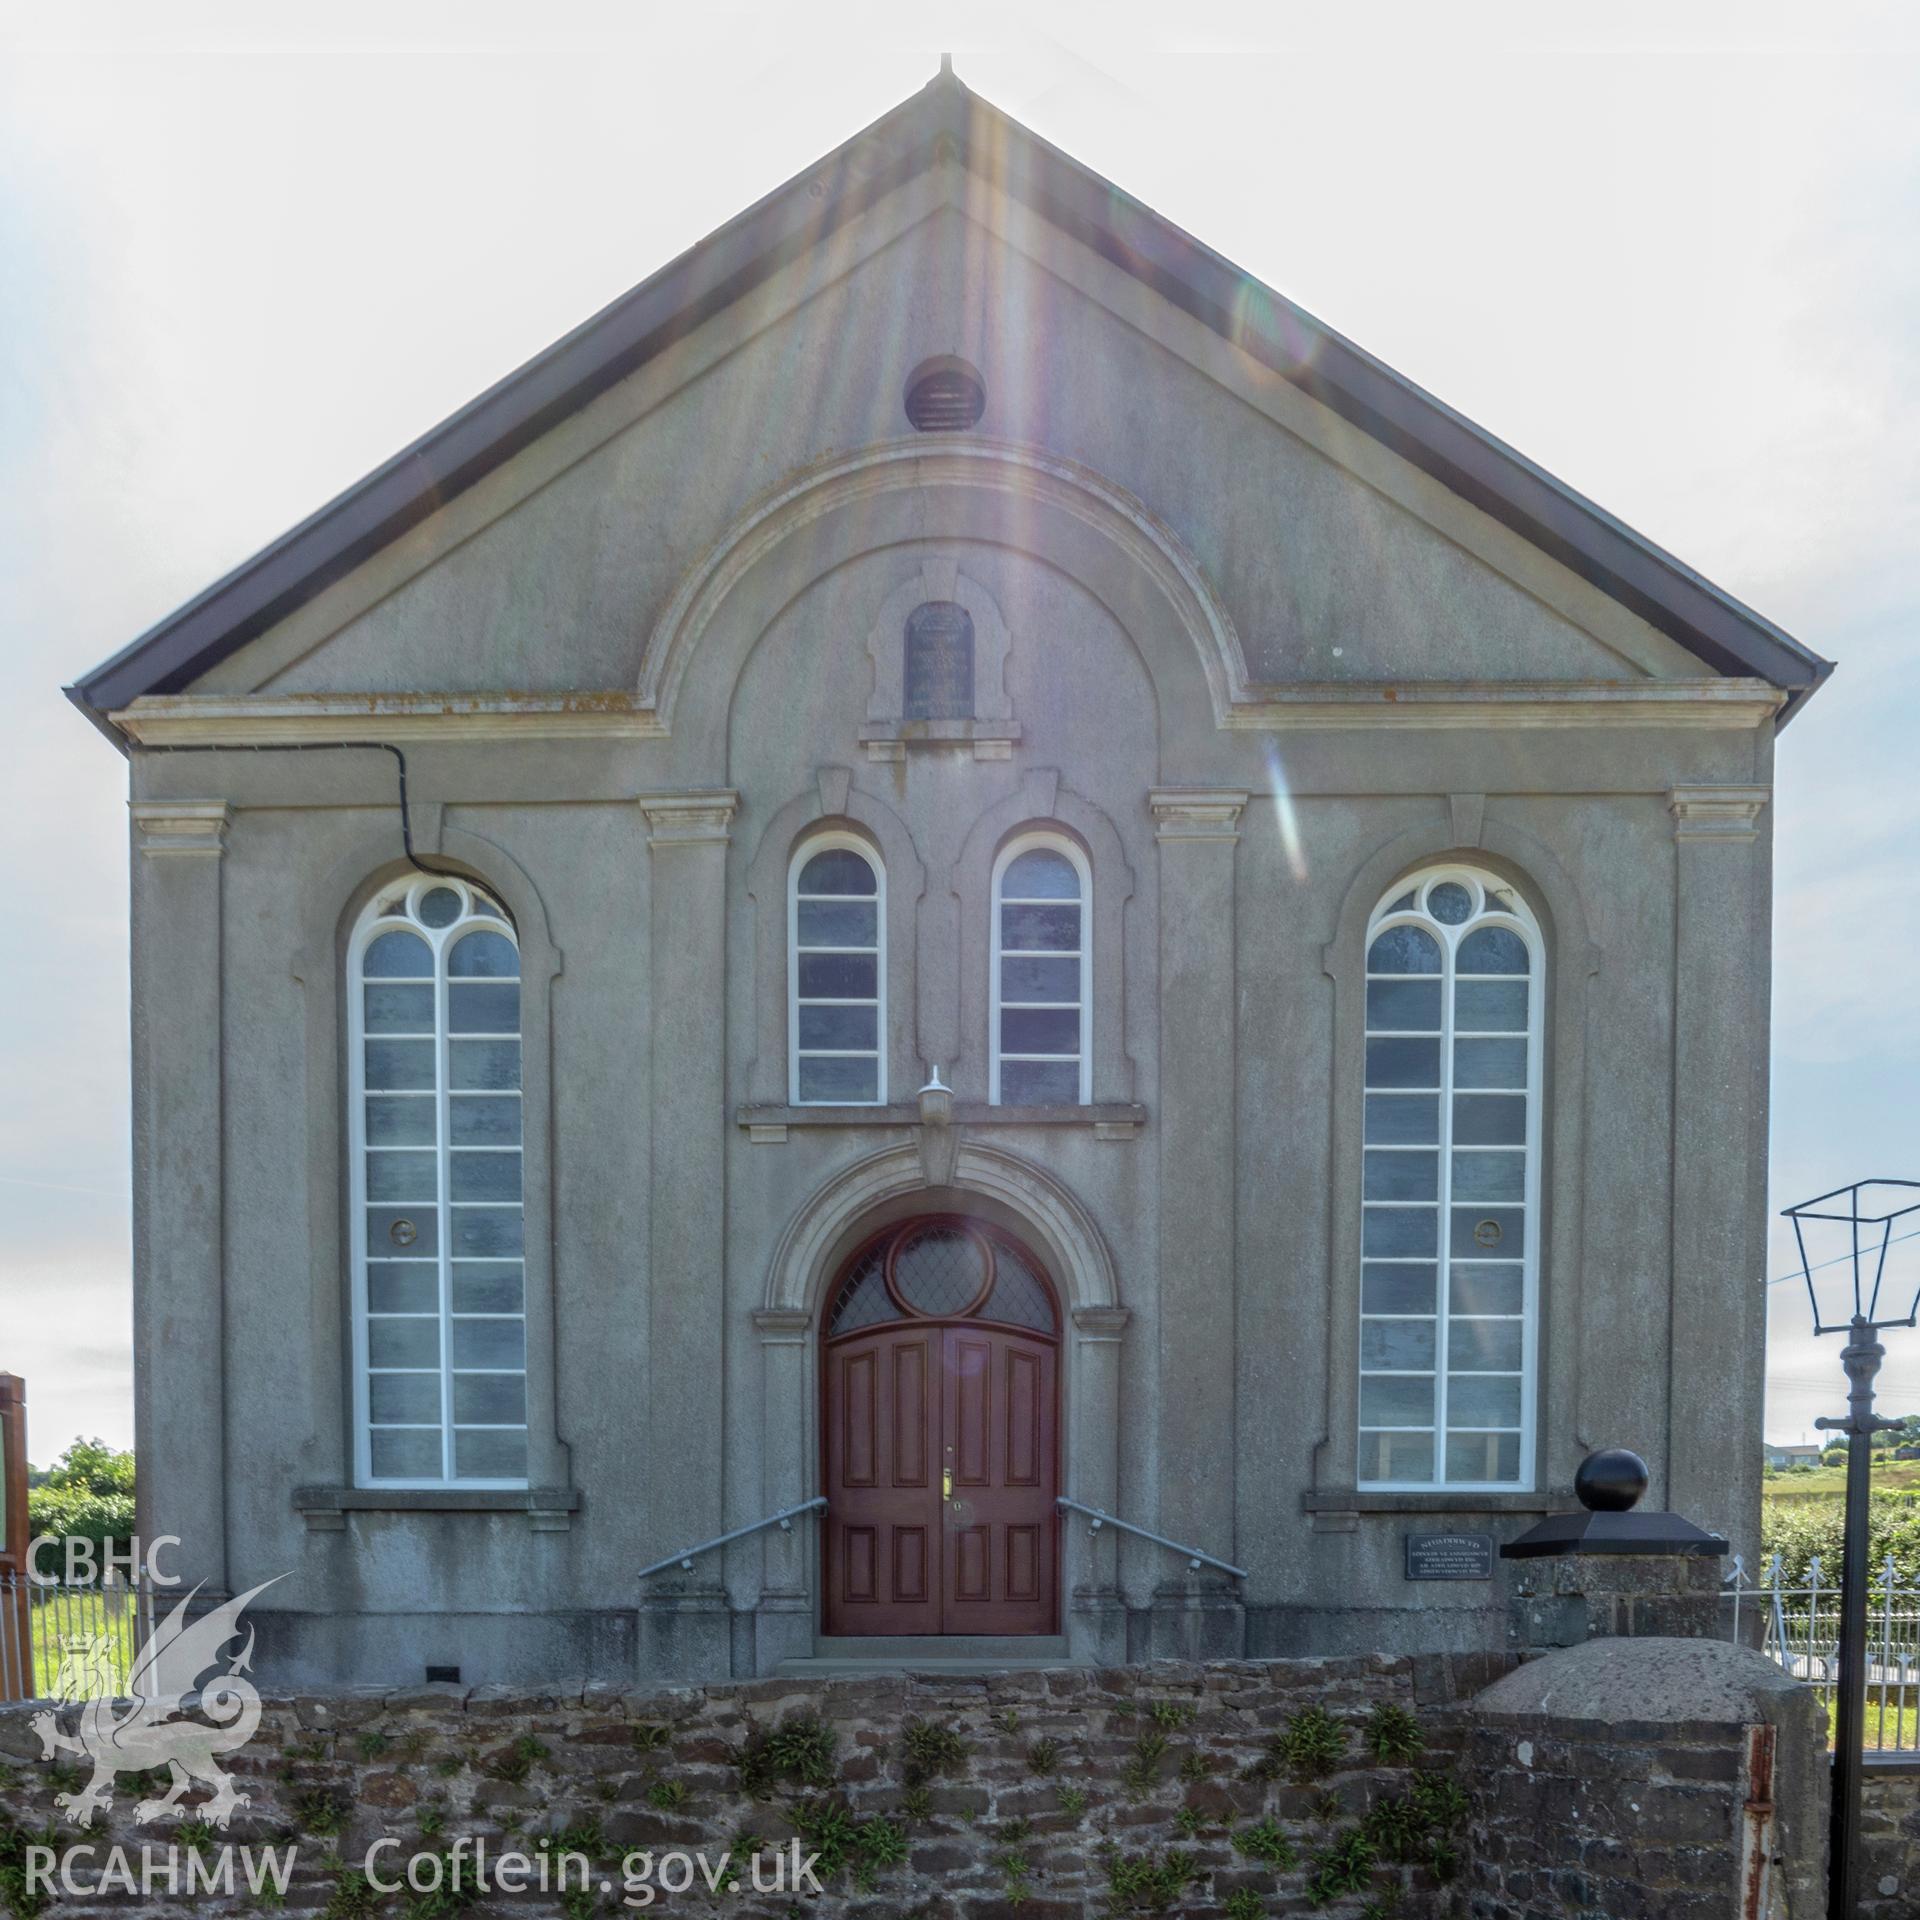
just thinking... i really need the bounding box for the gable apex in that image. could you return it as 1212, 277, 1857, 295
67, 64, 1831, 736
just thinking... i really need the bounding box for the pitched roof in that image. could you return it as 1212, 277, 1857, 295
67, 65, 1832, 737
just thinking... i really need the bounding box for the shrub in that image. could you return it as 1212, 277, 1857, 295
1121, 1730, 1169, 1796
792, 1799, 859, 1877
1104, 1848, 1201, 1912
25, 1440, 136, 1564
1235, 1817, 1298, 1870
900, 1718, 969, 1781
856, 1817, 908, 1869
293, 1790, 347, 1837
1363, 1704, 1423, 1764
1305, 1828, 1376, 1907
735, 1712, 836, 1797
486, 1735, 547, 1785
320, 1871, 380, 1920
1409, 1770, 1468, 1829
1363, 1793, 1425, 1859
1261, 1706, 1346, 1781
1763, 1489, 1920, 1585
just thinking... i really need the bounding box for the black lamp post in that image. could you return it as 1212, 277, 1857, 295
1782, 1178, 1920, 1919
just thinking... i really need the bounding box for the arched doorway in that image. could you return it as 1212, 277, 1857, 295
820, 1216, 1060, 1636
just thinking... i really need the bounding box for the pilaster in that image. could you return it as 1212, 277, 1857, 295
749, 1309, 816, 1671
638, 790, 737, 1678
1148, 788, 1248, 1650
1665, 786, 1770, 1543
1067, 1305, 1131, 1666
129, 800, 233, 1594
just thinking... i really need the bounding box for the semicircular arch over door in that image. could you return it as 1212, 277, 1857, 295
821, 1216, 1060, 1636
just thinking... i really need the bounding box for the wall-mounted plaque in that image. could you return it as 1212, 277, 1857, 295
903, 601, 975, 720
1404, 1532, 1494, 1581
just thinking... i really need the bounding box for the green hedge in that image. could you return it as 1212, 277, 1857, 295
24, 1439, 135, 1563
1762, 1490, 1920, 1585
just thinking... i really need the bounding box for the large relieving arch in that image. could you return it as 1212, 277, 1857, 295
819, 1216, 1061, 1636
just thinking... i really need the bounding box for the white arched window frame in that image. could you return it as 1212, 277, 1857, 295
789, 833, 886, 1106
347, 875, 529, 1489
990, 833, 1092, 1107
1358, 866, 1543, 1492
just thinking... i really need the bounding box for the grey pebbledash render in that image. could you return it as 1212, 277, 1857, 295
68, 64, 1829, 1687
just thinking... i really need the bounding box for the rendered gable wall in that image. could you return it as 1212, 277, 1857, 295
117, 144, 1781, 1687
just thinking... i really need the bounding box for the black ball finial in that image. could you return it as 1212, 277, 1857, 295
1575, 1448, 1650, 1513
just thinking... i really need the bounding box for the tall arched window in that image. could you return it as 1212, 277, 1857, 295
790, 835, 885, 1105
348, 876, 527, 1488
1359, 867, 1542, 1490
991, 835, 1091, 1106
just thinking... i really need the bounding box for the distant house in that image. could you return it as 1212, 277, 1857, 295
69, 66, 1832, 1687
1764, 1443, 1823, 1471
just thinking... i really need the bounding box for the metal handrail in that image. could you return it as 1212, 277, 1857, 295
1056, 1496, 1247, 1579
638, 1497, 828, 1581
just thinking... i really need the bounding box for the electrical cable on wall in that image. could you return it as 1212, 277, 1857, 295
129, 740, 461, 877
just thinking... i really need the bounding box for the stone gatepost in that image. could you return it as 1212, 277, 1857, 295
1465, 1638, 1827, 1920
1501, 1445, 1730, 1653
1462, 1449, 1830, 1918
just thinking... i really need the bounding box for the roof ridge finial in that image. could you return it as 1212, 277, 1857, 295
938, 50, 955, 81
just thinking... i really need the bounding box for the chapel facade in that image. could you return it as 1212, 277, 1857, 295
70, 68, 1829, 1684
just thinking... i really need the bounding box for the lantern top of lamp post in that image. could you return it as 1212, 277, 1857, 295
1782, 1177, 1920, 1337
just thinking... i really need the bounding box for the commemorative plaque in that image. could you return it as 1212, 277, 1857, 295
903, 601, 975, 719
1404, 1532, 1494, 1581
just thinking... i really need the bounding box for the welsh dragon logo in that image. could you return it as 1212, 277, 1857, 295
33, 1578, 282, 1827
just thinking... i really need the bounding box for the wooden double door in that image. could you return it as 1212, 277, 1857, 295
821, 1219, 1059, 1636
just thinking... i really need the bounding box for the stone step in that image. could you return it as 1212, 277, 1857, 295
776, 1656, 1082, 1676
818, 1634, 1072, 1659
777, 1633, 1077, 1676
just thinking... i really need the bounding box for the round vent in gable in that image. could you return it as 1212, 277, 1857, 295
904, 358, 986, 432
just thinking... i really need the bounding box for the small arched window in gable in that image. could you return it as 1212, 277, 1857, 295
790, 835, 885, 1105
1359, 867, 1543, 1491
903, 601, 976, 720
349, 876, 527, 1488
991, 835, 1091, 1107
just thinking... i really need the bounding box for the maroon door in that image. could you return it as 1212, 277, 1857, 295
822, 1220, 1059, 1636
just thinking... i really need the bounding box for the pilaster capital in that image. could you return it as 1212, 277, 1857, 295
1149, 788, 1249, 843
752, 1308, 813, 1346
1668, 786, 1768, 840
131, 800, 233, 858
1071, 1305, 1132, 1344
639, 789, 739, 847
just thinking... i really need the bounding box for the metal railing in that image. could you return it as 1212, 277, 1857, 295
1724, 1554, 1920, 1752
0, 1573, 160, 1703
638, 1497, 828, 1581
1055, 1497, 1247, 1579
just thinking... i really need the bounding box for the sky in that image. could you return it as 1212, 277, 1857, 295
1, 0, 1915, 1462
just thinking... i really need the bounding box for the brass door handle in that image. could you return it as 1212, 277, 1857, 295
943, 1469, 954, 1501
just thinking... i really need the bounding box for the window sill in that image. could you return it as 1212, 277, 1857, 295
294, 1486, 580, 1532
859, 718, 1022, 762
738, 1102, 1146, 1141
1303, 1491, 1558, 1517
